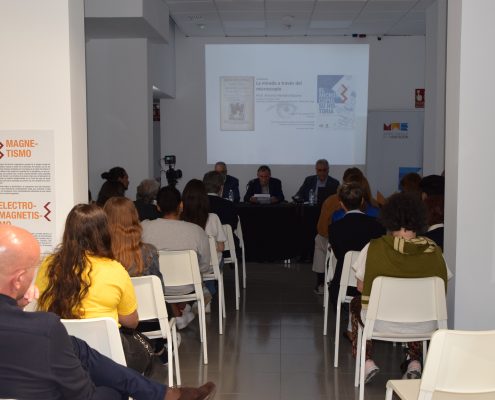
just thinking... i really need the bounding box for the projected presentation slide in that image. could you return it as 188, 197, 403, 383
205, 44, 369, 165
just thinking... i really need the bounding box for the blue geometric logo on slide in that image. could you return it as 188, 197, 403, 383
317, 75, 344, 113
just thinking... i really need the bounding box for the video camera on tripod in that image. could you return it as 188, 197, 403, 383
162, 155, 182, 187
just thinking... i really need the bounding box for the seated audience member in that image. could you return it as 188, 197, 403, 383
420, 174, 445, 251
35, 204, 164, 378
104, 197, 164, 291
97, 166, 130, 206
141, 186, 210, 327
328, 182, 385, 312
204, 170, 241, 256
331, 176, 380, 222
312, 167, 365, 294
181, 179, 227, 301
351, 192, 450, 383
96, 180, 126, 207
244, 165, 285, 204
204, 171, 239, 230
400, 172, 422, 197
0, 224, 215, 400
134, 178, 161, 221
294, 159, 339, 202
215, 161, 240, 203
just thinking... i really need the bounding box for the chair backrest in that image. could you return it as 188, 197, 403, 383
158, 249, 203, 287
208, 236, 221, 278
419, 329, 495, 398
131, 275, 169, 332
337, 250, 360, 302
222, 224, 237, 261
364, 276, 447, 339
61, 317, 126, 366
235, 217, 244, 248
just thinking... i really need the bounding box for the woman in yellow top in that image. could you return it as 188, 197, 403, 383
36, 203, 139, 330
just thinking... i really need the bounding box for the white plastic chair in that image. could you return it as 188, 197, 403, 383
331, 250, 361, 367
322, 246, 334, 310
322, 247, 336, 333
203, 235, 226, 334
131, 275, 181, 387
158, 249, 208, 364
235, 216, 247, 289
61, 317, 127, 366
222, 224, 240, 310
355, 276, 448, 400
386, 329, 495, 400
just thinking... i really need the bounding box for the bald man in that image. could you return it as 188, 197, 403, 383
0, 225, 215, 400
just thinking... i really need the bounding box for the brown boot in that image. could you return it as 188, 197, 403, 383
164, 382, 216, 400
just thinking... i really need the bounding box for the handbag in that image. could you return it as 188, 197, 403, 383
120, 327, 154, 375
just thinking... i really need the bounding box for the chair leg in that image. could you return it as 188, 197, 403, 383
220, 277, 226, 318
165, 328, 174, 387
359, 334, 366, 400
355, 327, 362, 387
323, 291, 329, 335
199, 299, 208, 364
235, 260, 240, 310
323, 264, 328, 309
171, 323, 181, 386
334, 302, 341, 367
242, 250, 246, 289
218, 280, 223, 335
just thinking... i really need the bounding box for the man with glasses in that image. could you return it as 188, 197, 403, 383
244, 165, 285, 204
294, 159, 339, 203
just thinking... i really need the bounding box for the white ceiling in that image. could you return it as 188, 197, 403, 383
163, 0, 437, 37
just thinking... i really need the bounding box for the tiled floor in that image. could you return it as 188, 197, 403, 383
177, 261, 406, 399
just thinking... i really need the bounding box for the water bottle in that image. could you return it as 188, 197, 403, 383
228, 189, 234, 202
309, 189, 315, 206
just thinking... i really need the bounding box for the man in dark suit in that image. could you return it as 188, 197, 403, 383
244, 165, 284, 203
204, 170, 241, 254
328, 182, 385, 310
295, 159, 339, 202
204, 170, 239, 230
214, 161, 240, 203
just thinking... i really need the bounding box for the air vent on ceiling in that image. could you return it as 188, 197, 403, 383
187, 15, 204, 22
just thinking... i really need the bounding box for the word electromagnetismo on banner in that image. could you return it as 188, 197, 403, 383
0, 131, 55, 253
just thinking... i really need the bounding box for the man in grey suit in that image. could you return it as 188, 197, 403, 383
294, 159, 339, 202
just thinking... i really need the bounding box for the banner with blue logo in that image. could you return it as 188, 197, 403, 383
366, 110, 424, 198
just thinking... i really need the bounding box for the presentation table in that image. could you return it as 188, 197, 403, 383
236, 203, 321, 262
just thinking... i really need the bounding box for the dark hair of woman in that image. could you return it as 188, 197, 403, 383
181, 179, 209, 229
400, 172, 422, 193
96, 181, 126, 207
378, 192, 428, 233
101, 166, 127, 182
342, 167, 364, 183
37, 204, 113, 319
424, 195, 444, 226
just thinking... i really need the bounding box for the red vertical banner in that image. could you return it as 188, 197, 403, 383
415, 88, 425, 108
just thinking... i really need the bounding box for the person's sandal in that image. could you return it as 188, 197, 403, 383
364, 359, 380, 384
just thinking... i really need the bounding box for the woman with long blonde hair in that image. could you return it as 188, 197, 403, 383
103, 197, 164, 290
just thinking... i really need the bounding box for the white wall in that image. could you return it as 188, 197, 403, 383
423, 0, 446, 176
149, 20, 176, 97
0, 0, 87, 243
162, 32, 425, 196
445, 0, 495, 329
86, 38, 151, 200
